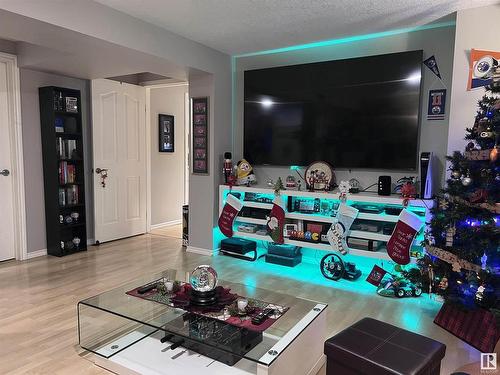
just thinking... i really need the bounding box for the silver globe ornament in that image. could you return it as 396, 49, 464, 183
190, 265, 218, 292
461, 175, 472, 186
451, 170, 461, 180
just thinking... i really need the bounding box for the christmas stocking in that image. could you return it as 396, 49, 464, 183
327, 204, 359, 255
387, 209, 422, 265
267, 196, 285, 244
218, 194, 243, 237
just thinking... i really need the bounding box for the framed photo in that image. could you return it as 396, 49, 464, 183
194, 125, 206, 136
194, 148, 206, 159
159, 114, 174, 152
191, 97, 209, 174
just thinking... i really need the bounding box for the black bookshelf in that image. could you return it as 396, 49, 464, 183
39, 86, 87, 256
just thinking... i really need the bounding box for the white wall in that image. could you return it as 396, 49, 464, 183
0, 2, 232, 253
18, 69, 93, 253
447, 5, 500, 155
149, 84, 188, 227
234, 21, 456, 191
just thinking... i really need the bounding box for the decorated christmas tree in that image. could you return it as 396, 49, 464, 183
417, 82, 499, 340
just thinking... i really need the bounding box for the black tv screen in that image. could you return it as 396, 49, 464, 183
244, 50, 423, 170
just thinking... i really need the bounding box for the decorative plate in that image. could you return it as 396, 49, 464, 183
304, 161, 336, 191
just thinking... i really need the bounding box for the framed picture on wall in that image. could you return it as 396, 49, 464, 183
191, 97, 209, 174
159, 114, 174, 152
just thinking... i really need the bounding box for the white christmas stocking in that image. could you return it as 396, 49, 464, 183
327, 204, 359, 255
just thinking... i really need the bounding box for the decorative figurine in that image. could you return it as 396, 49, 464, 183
285, 175, 297, 190
235, 159, 257, 186
223, 152, 233, 184
304, 161, 336, 191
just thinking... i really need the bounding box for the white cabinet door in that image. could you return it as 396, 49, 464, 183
92, 79, 146, 243
0, 59, 15, 261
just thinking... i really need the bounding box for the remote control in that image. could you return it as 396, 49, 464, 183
251, 308, 275, 325
137, 283, 157, 294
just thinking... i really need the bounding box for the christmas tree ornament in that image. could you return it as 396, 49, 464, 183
267, 195, 285, 244
481, 253, 488, 269
466, 142, 475, 151
438, 198, 450, 210
480, 125, 495, 138
445, 224, 456, 247
461, 172, 472, 186
490, 146, 498, 162
387, 209, 423, 265
326, 204, 358, 255
218, 194, 243, 237
451, 170, 461, 179
475, 284, 485, 304
438, 276, 448, 290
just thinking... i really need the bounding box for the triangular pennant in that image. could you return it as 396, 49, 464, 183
423, 55, 442, 80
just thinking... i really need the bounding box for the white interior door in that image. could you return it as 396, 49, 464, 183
92, 79, 147, 243
0, 59, 16, 261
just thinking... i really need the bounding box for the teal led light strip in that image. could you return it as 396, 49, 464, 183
233, 21, 455, 58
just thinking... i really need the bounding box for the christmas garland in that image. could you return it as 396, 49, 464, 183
425, 245, 482, 273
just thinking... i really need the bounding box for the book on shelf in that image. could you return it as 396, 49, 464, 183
56, 138, 78, 159
59, 161, 77, 184
58, 185, 79, 207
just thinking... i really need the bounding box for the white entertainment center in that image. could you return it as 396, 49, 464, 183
219, 185, 434, 262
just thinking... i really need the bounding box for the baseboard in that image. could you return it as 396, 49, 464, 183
87, 238, 94, 246
150, 219, 182, 230
186, 246, 218, 256
26, 249, 47, 259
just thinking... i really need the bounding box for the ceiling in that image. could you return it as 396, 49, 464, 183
95, 0, 499, 55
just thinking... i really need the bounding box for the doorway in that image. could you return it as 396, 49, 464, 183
91, 79, 189, 243
0, 52, 26, 261
147, 83, 189, 240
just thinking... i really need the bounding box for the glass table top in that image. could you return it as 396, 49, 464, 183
78, 268, 326, 366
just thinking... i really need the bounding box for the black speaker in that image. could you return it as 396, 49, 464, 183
378, 176, 391, 196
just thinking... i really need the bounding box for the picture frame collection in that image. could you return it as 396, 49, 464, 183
192, 97, 209, 174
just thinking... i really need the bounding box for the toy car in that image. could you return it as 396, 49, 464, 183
377, 276, 422, 298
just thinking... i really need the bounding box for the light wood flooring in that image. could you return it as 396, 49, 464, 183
0, 226, 496, 374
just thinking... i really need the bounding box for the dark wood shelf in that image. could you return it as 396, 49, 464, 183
55, 110, 79, 116
59, 182, 83, 187
59, 203, 85, 209
56, 132, 82, 138
40, 86, 87, 257
60, 223, 85, 229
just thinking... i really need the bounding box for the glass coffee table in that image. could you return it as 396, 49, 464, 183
78, 268, 327, 375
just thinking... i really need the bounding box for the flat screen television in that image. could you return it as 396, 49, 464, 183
244, 50, 423, 170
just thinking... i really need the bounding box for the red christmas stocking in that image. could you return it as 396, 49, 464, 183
387, 209, 422, 265
218, 194, 243, 237
267, 196, 285, 244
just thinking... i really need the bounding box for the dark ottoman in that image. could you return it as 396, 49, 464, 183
324, 317, 446, 375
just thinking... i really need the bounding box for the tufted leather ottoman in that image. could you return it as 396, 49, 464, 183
324, 317, 446, 375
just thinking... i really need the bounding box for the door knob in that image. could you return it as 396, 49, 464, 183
0, 169, 10, 177
95, 168, 108, 174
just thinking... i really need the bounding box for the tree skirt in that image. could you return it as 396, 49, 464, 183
434, 302, 499, 353
126, 280, 288, 332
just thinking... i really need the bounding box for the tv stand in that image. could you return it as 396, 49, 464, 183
219, 185, 433, 262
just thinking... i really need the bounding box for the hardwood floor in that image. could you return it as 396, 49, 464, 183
0, 229, 495, 374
